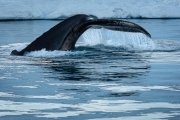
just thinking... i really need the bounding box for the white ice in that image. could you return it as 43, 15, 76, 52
0, 0, 180, 19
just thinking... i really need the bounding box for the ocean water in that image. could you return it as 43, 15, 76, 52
0, 19, 180, 120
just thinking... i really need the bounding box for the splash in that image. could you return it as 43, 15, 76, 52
25, 49, 86, 58
79, 28, 155, 51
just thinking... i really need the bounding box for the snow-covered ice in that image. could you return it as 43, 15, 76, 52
0, 0, 180, 19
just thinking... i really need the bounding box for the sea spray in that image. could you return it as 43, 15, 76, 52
25, 49, 86, 58
80, 28, 155, 51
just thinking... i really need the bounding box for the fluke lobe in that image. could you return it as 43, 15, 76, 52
11, 14, 151, 56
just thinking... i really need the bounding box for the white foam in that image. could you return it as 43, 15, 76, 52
25, 49, 86, 58
12, 86, 38, 89
101, 85, 180, 92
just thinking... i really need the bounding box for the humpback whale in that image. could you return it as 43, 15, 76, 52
11, 14, 151, 56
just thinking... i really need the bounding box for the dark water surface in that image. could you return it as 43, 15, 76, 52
0, 19, 180, 120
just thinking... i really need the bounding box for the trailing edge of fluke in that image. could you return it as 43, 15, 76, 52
11, 14, 151, 56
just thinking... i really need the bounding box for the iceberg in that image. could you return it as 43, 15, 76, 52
0, 0, 180, 19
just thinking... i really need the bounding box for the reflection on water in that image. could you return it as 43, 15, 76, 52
0, 19, 180, 119
42, 55, 150, 82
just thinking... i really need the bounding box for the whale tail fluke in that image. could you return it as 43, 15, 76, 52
82, 19, 151, 38
11, 50, 23, 56
11, 14, 151, 56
